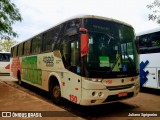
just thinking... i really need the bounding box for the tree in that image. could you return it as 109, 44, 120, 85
0, 0, 22, 40
147, 0, 160, 24
0, 39, 18, 52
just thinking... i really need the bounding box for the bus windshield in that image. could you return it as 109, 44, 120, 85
84, 18, 139, 77
0, 53, 10, 62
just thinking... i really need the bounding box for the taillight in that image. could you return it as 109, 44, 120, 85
5, 64, 10, 69
130, 77, 134, 81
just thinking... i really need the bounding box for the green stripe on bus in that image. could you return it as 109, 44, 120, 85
22, 56, 42, 85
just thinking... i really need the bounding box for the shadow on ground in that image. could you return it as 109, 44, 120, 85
140, 87, 160, 95
14, 81, 139, 119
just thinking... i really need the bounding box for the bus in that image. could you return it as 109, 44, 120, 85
137, 28, 160, 90
0, 52, 10, 74
10, 15, 139, 106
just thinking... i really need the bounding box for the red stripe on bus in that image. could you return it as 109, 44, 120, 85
5, 64, 10, 69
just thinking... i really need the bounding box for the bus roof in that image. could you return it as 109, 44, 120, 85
68, 15, 133, 27
12, 15, 133, 48
136, 27, 160, 36
0, 52, 10, 54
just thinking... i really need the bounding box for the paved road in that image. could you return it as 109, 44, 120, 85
0, 76, 160, 120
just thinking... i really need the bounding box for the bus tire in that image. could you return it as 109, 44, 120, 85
50, 82, 62, 104
17, 71, 22, 85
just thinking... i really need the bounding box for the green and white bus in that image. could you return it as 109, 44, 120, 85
11, 15, 139, 106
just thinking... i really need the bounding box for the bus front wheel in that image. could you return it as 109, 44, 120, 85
50, 83, 62, 104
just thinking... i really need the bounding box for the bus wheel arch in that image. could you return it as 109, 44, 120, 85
49, 75, 62, 104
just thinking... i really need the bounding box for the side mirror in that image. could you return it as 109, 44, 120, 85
80, 28, 89, 57
81, 33, 89, 57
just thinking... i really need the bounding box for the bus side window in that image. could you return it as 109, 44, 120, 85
54, 24, 66, 50
18, 43, 23, 56
13, 46, 18, 57
31, 35, 42, 54
139, 31, 160, 54
24, 40, 31, 56
42, 32, 49, 52
42, 26, 61, 52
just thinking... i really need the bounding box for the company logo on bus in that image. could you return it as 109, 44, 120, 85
43, 56, 54, 67
117, 74, 128, 77
121, 79, 124, 83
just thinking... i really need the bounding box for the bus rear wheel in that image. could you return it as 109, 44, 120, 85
50, 83, 62, 104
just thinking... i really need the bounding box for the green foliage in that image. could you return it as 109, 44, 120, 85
147, 0, 160, 24
0, 0, 22, 39
0, 39, 18, 52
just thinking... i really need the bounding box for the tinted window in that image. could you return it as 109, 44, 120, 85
60, 35, 80, 73
0, 53, 10, 61
84, 18, 138, 72
42, 26, 60, 52
13, 46, 18, 57
18, 43, 23, 56
139, 31, 160, 54
24, 40, 31, 55
65, 19, 81, 36
57, 19, 81, 50
31, 35, 42, 54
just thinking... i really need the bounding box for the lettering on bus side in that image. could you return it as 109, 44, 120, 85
69, 94, 77, 103
43, 56, 54, 67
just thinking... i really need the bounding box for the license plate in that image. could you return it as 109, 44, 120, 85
118, 92, 128, 97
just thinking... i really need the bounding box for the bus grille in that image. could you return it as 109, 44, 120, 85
106, 84, 134, 90
103, 92, 134, 103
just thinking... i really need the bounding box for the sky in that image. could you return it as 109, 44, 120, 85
12, 0, 160, 42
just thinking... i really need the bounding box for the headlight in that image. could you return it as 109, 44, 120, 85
88, 78, 102, 82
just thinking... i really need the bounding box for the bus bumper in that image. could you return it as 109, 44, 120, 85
79, 83, 140, 106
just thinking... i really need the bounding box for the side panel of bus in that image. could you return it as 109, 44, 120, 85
11, 51, 82, 103
0, 62, 10, 74
140, 53, 160, 89
61, 71, 82, 104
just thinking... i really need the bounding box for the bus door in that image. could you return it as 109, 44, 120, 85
144, 68, 158, 89
157, 68, 160, 89
60, 39, 82, 104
